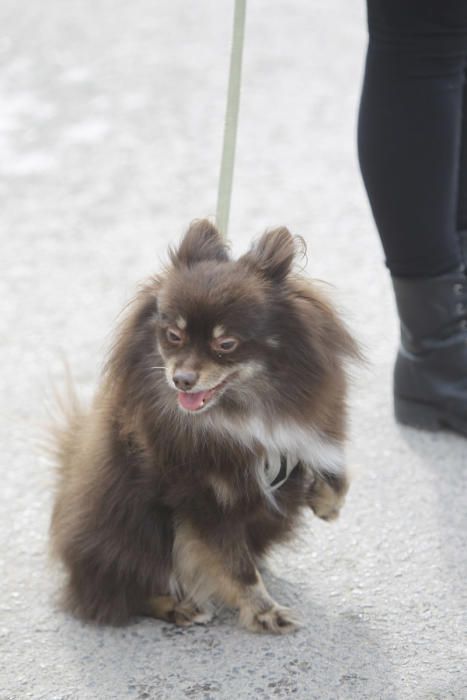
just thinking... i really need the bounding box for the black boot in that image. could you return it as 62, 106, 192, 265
392, 268, 467, 436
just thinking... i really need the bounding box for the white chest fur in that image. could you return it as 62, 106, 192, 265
208, 414, 345, 488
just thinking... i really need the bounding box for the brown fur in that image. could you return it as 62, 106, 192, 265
50, 220, 360, 633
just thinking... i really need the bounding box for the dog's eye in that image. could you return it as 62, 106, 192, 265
214, 337, 238, 354
167, 328, 183, 344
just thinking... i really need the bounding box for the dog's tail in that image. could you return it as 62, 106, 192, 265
44, 361, 86, 480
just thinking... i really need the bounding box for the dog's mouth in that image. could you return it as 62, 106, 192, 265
177, 377, 231, 412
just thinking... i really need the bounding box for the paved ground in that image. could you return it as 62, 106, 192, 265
1, 1, 466, 698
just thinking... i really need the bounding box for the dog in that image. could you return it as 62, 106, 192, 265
50, 220, 359, 634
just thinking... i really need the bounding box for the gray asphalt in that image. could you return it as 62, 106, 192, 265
1, 1, 466, 698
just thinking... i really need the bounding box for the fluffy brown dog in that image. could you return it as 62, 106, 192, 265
50, 220, 359, 634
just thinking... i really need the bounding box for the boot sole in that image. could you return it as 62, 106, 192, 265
394, 396, 467, 437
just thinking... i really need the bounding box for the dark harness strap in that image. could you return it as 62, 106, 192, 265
268, 454, 300, 489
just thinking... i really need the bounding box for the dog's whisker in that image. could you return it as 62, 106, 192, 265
150, 366, 166, 370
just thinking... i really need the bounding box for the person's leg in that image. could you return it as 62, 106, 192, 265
457, 75, 467, 260
358, 0, 467, 435
358, 0, 467, 277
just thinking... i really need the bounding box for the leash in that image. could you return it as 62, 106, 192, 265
216, 0, 247, 238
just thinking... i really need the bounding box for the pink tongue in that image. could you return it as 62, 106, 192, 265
178, 390, 209, 411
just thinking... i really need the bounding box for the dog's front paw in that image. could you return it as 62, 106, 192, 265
308, 475, 348, 522
242, 605, 300, 635
311, 499, 342, 522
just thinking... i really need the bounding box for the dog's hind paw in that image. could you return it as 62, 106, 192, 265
243, 605, 300, 635
174, 601, 213, 627
148, 596, 212, 627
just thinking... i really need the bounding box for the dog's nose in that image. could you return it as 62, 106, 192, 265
173, 370, 199, 391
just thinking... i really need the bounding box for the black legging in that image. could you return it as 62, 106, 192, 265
358, 0, 467, 277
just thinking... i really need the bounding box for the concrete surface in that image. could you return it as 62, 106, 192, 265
1, 1, 466, 698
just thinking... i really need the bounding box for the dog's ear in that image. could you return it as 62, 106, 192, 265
239, 227, 300, 282
170, 219, 229, 267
